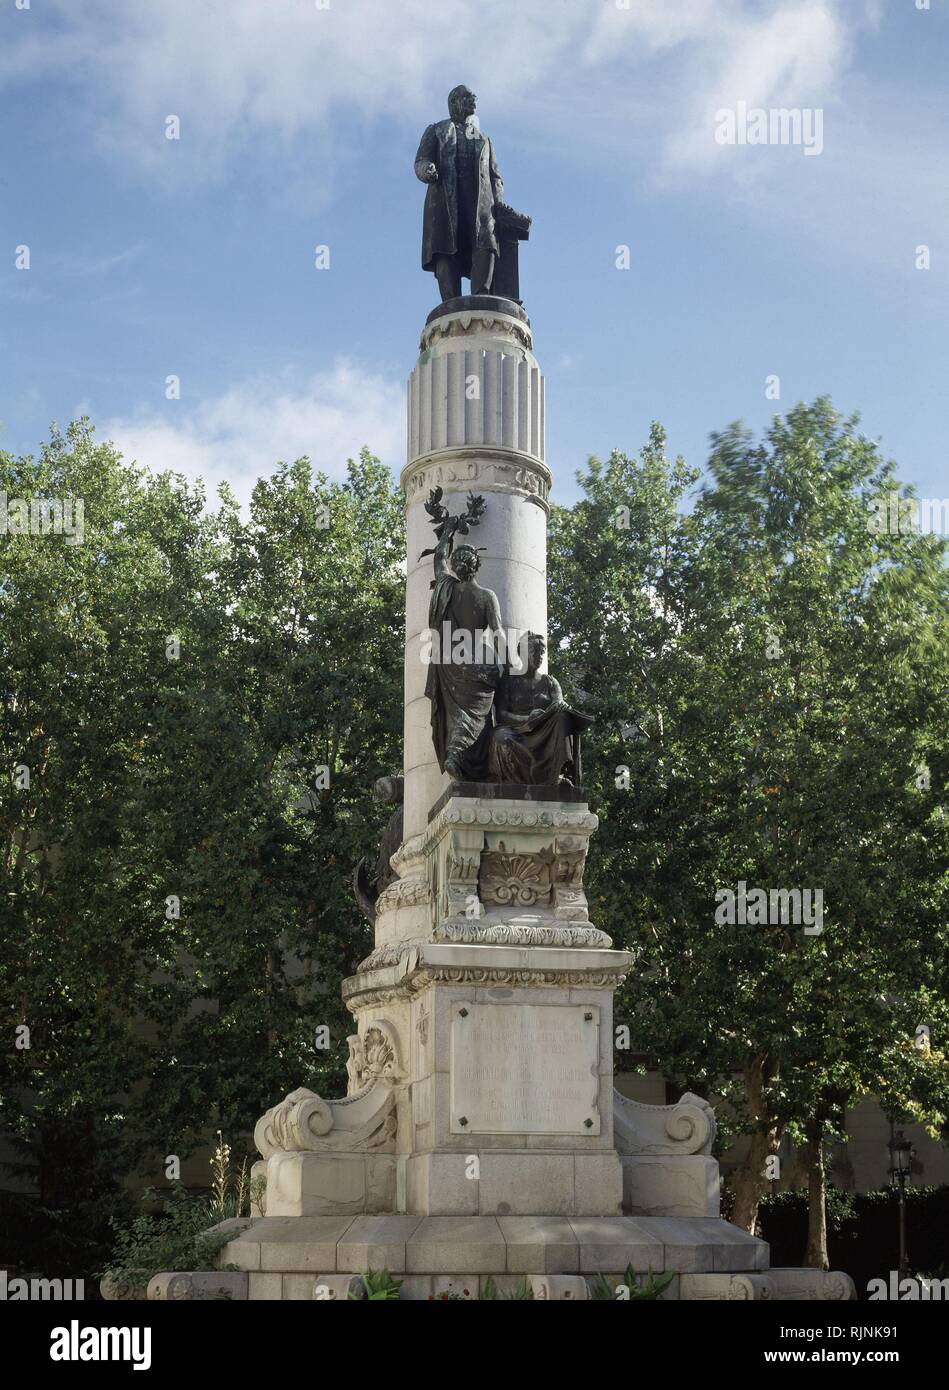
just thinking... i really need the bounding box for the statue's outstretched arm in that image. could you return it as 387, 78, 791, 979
432, 525, 456, 578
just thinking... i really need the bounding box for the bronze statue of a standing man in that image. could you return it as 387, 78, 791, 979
415, 86, 504, 301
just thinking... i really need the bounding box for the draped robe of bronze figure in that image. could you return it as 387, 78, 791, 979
421, 490, 504, 781
489, 634, 592, 786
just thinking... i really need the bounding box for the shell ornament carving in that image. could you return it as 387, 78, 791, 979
479, 844, 554, 907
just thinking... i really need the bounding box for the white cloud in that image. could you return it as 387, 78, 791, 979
103, 359, 405, 507
0, 0, 866, 186
666, 1, 850, 170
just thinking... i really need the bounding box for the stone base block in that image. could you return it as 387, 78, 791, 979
337, 1214, 424, 1273
265, 1151, 395, 1217
219, 1215, 356, 1272
767, 1268, 857, 1300
679, 1269, 857, 1300
214, 1212, 770, 1294
406, 1153, 477, 1215
529, 1275, 588, 1300
405, 1150, 623, 1216
147, 1271, 248, 1301
185, 1211, 860, 1300
621, 1155, 720, 1219
312, 1274, 366, 1300
680, 1273, 772, 1300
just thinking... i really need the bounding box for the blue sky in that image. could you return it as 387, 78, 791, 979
1, 0, 946, 508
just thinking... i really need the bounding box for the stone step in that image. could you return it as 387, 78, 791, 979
215, 1212, 769, 1282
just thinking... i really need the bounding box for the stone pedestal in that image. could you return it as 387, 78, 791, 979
343, 939, 629, 1218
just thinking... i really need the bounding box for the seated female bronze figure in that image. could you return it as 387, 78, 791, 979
488, 633, 592, 786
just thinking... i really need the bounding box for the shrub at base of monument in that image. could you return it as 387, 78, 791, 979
102, 1132, 261, 1299
349, 1269, 403, 1301
589, 1266, 676, 1301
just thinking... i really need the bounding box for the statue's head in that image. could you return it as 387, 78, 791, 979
514, 630, 545, 674
451, 544, 481, 581
448, 85, 477, 123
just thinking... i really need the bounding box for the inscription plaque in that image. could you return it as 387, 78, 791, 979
450, 1003, 600, 1135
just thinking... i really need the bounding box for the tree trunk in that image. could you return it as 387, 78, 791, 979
804, 1124, 829, 1269
730, 1056, 781, 1233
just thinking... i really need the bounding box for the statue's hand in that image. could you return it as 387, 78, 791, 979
421, 161, 438, 183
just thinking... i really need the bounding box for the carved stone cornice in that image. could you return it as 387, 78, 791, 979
432, 921, 612, 949
359, 921, 614, 973
357, 931, 616, 974
344, 967, 629, 1011
427, 800, 598, 841
412, 966, 628, 990
419, 310, 533, 354
344, 941, 633, 1006
402, 451, 551, 511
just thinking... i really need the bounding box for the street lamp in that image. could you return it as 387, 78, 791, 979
887, 1128, 914, 1276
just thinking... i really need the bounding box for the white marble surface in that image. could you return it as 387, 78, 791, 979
450, 1002, 600, 1136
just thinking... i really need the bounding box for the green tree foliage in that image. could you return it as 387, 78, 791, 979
550, 401, 949, 1259
0, 423, 403, 1275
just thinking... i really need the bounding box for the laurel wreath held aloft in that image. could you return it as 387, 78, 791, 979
418, 488, 487, 561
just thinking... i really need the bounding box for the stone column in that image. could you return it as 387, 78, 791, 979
337, 296, 632, 1219
401, 297, 550, 845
